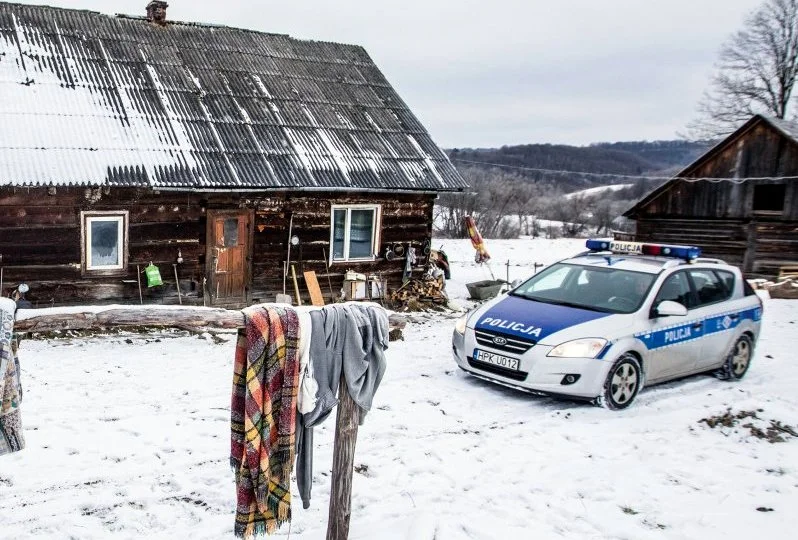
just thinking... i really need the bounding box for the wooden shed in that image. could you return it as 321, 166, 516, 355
624, 114, 798, 278
0, 2, 467, 308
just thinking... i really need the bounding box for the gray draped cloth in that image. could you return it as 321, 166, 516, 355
0, 297, 24, 456
295, 303, 389, 509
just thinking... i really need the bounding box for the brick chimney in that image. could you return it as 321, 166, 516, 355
146, 1, 169, 24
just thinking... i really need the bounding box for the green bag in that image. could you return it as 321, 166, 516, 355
145, 263, 163, 287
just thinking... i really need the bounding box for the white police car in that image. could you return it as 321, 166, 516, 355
452, 240, 763, 409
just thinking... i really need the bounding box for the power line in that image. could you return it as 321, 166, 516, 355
450, 157, 798, 184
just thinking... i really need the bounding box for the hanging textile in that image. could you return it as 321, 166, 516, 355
403, 246, 417, 282
231, 305, 300, 538
464, 215, 491, 264
295, 309, 317, 416
1, 298, 24, 456
295, 303, 389, 509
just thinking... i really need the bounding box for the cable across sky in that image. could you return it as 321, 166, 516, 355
450, 158, 798, 184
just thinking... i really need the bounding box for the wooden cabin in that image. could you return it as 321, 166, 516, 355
624, 114, 798, 278
0, 2, 466, 308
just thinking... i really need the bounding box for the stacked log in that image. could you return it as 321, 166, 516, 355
388, 277, 447, 309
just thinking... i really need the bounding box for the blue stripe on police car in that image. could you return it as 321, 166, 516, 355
475, 295, 610, 341
636, 307, 762, 350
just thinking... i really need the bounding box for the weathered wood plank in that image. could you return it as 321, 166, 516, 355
14, 306, 408, 336
15, 306, 244, 332
326, 373, 359, 540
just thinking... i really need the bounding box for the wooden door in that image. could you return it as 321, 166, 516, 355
206, 210, 252, 306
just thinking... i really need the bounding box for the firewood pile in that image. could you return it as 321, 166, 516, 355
388, 277, 448, 310
764, 279, 798, 299
749, 277, 798, 299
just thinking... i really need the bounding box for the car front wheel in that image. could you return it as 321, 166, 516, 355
598, 353, 642, 410
717, 335, 753, 380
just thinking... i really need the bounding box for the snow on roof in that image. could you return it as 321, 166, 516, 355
0, 2, 467, 192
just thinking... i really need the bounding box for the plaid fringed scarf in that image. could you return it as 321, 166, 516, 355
1, 298, 24, 456
231, 305, 300, 538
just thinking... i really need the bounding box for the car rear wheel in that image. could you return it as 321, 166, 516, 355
598, 353, 642, 410
717, 335, 753, 380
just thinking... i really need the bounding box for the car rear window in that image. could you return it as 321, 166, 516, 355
714, 270, 735, 297
688, 269, 732, 306
743, 279, 757, 297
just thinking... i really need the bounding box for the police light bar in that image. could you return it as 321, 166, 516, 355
586, 239, 702, 260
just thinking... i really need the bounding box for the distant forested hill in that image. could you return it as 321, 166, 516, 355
446, 140, 709, 191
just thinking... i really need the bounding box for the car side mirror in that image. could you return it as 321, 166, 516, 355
654, 300, 688, 317
510, 279, 522, 289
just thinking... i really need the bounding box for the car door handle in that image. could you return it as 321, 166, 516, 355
729, 314, 740, 320
692, 322, 703, 330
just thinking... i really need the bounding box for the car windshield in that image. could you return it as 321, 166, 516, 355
510, 262, 656, 314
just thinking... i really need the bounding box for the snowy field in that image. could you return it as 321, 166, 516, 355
564, 184, 634, 199
1, 238, 797, 540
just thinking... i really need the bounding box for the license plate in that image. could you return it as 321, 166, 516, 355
473, 349, 520, 371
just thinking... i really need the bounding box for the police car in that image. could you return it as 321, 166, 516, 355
452, 240, 763, 409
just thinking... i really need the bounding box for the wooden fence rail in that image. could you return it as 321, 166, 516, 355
14, 305, 406, 335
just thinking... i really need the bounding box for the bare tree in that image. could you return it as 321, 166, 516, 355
591, 199, 627, 235
435, 166, 533, 239
689, 0, 798, 139
553, 194, 591, 236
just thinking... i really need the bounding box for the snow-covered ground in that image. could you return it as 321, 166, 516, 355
564, 184, 634, 199
2, 238, 797, 540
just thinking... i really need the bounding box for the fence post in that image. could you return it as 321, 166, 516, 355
326, 374, 359, 540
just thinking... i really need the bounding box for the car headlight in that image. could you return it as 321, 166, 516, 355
454, 314, 468, 335
547, 338, 608, 358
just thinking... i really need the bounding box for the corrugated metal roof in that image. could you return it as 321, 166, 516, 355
0, 2, 467, 191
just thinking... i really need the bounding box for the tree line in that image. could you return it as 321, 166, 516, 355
435, 165, 666, 240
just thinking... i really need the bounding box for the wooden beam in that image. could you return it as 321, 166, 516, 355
326, 374, 359, 540
14, 306, 243, 332
14, 305, 407, 338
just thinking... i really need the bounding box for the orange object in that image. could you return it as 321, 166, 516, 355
303, 270, 326, 306
464, 216, 490, 264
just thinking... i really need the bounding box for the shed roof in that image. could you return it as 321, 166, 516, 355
0, 2, 467, 192
624, 114, 798, 218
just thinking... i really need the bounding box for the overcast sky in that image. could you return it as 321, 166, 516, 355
21, 0, 762, 148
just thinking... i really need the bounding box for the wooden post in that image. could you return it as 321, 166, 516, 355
742, 219, 758, 276
326, 374, 359, 540
173, 264, 183, 305
291, 264, 303, 306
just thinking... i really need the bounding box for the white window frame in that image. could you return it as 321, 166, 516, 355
329, 204, 381, 264
81, 210, 129, 275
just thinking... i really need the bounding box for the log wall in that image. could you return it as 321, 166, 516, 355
635, 218, 748, 268
0, 186, 435, 307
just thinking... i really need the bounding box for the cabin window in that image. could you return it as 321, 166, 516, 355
752, 184, 786, 213
81, 211, 129, 274
330, 205, 381, 262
